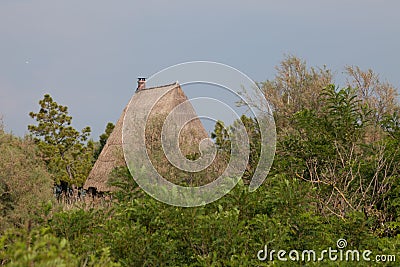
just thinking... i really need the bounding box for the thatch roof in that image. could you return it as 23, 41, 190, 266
84, 82, 208, 192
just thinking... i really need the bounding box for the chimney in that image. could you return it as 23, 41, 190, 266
137, 77, 146, 91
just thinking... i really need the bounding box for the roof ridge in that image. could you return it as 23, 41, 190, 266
136, 81, 179, 92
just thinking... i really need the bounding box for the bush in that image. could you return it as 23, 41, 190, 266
0, 130, 53, 232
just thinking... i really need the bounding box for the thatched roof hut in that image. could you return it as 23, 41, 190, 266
84, 81, 208, 193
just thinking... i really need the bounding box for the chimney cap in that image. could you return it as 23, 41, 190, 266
137, 77, 146, 91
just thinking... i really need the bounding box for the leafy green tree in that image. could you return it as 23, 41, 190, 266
278, 85, 400, 227
0, 227, 78, 266
0, 226, 120, 266
380, 112, 400, 233
94, 122, 115, 160
28, 94, 94, 187
211, 115, 261, 184
211, 120, 231, 151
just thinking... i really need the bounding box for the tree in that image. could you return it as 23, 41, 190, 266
0, 115, 4, 132
0, 131, 53, 231
345, 65, 399, 123
211, 115, 261, 184
259, 55, 333, 130
28, 94, 94, 187
94, 122, 115, 160
279, 85, 399, 226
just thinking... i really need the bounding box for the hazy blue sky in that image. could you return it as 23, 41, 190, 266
1, 0, 399, 138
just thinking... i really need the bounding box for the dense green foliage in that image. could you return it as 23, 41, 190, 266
2, 173, 399, 266
1, 56, 400, 266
